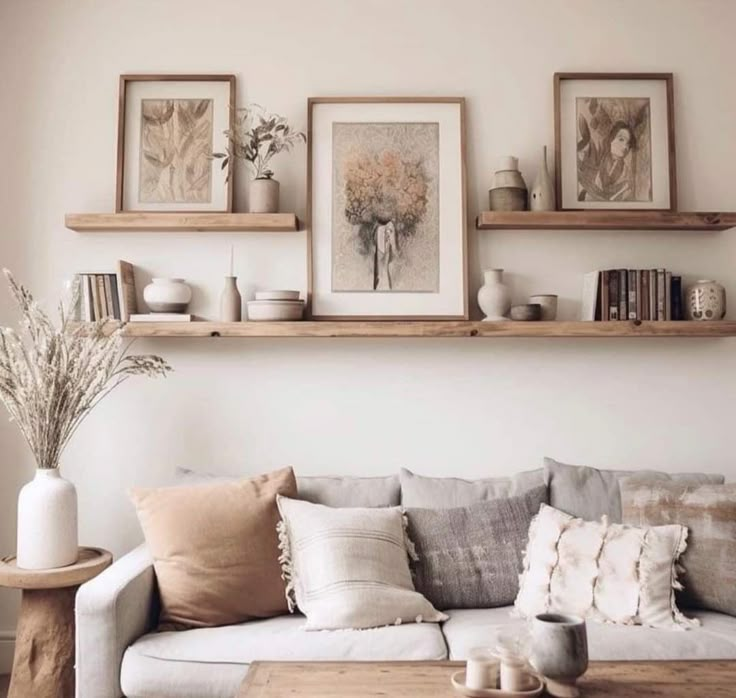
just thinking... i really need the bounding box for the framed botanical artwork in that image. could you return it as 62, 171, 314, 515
554, 73, 677, 211
307, 97, 468, 320
115, 74, 235, 212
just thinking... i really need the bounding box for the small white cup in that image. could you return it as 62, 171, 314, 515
466, 647, 498, 689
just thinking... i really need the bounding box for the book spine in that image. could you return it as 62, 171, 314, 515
618, 269, 627, 321
601, 270, 610, 321
90, 275, 100, 320
657, 269, 666, 321
80, 275, 91, 322
641, 270, 649, 321
628, 269, 637, 320
109, 274, 121, 320
96, 275, 108, 319
665, 271, 672, 321
671, 276, 683, 321
608, 270, 619, 320
649, 270, 657, 321
103, 275, 115, 318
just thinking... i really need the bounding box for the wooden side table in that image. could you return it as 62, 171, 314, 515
0, 546, 112, 698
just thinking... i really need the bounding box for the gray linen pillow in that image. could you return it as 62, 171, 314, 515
399, 467, 545, 508
405, 485, 548, 610
544, 457, 725, 523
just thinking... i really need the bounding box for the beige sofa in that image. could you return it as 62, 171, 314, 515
75, 471, 736, 698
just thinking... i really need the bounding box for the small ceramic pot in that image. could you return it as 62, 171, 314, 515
529, 294, 558, 320
478, 269, 512, 321
686, 280, 726, 321
143, 278, 192, 313
510, 304, 542, 321
489, 156, 527, 211
249, 178, 280, 213
531, 613, 588, 698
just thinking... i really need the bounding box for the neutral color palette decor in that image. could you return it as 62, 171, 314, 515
478, 269, 512, 321
530, 146, 555, 211
685, 279, 726, 320
530, 613, 588, 698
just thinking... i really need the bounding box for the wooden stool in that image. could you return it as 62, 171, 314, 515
0, 547, 112, 698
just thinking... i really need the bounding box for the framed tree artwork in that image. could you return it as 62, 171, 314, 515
554, 73, 677, 211
307, 97, 468, 319
116, 74, 235, 212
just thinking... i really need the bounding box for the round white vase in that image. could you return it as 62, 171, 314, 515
143, 278, 192, 313
17, 469, 78, 569
478, 269, 512, 321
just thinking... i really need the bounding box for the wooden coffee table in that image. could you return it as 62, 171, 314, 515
238, 660, 736, 697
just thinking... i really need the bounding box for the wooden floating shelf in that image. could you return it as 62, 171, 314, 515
476, 211, 736, 231
87, 320, 736, 338
65, 212, 300, 232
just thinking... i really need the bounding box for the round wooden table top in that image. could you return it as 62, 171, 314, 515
0, 547, 112, 590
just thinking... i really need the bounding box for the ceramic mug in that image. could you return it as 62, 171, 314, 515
531, 613, 588, 698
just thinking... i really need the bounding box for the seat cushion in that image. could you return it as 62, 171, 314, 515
120, 613, 448, 698
442, 607, 736, 662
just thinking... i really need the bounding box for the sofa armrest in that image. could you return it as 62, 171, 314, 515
75, 544, 158, 698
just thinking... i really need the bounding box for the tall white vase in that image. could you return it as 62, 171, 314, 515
17, 469, 78, 569
530, 146, 556, 212
478, 269, 512, 321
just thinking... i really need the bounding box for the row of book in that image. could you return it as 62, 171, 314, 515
582, 269, 684, 321
76, 261, 137, 322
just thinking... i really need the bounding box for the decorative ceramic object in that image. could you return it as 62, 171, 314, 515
220, 277, 242, 322
510, 304, 542, 321
530, 614, 588, 698
143, 278, 192, 313
686, 279, 726, 320
450, 670, 543, 697
529, 294, 558, 320
478, 269, 512, 321
249, 178, 280, 213
255, 290, 301, 301
17, 469, 78, 569
489, 156, 527, 211
530, 146, 556, 212
247, 300, 304, 321
466, 648, 498, 690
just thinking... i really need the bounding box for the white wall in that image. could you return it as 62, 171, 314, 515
1, 0, 736, 660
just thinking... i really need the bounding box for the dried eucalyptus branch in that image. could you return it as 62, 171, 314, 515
0, 270, 172, 470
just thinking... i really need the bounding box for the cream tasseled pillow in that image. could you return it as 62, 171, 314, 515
276, 496, 447, 630
515, 503, 697, 630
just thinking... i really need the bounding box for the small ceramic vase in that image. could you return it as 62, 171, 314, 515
220, 276, 242, 322
478, 269, 512, 321
529, 294, 558, 320
249, 178, 280, 213
531, 613, 588, 698
510, 304, 542, 321
686, 280, 726, 320
489, 156, 527, 211
17, 469, 78, 569
530, 146, 556, 211
143, 278, 192, 313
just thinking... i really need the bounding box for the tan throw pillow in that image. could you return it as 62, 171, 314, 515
515, 504, 696, 629
621, 481, 736, 617
130, 466, 297, 628
276, 496, 447, 630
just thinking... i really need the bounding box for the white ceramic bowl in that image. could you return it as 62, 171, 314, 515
255, 290, 301, 301
247, 300, 304, 321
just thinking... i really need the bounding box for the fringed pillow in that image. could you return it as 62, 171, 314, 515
276, 496, 447, 630
515, 503, 697, 630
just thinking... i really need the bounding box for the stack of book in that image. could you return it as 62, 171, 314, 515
76, 260, 137, 322
582, 269, 684, 321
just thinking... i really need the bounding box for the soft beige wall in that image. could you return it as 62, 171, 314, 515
1, 0, 735, 659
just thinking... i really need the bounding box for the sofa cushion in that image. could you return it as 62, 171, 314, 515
544, 457, 725, 523
399, 467, 545, 508
120, 614, 448, 698
175, 467, 400, 507
442, 607, 736, 662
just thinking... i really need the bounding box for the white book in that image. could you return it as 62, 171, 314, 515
129, 313, 192, 322
581, 271, 600, 321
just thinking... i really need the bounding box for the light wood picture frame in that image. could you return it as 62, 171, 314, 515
307, 96, 468, 320
115, 74, 235, 213
554, 72, 677, 211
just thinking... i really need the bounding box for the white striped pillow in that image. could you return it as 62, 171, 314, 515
276, 496, 447, 630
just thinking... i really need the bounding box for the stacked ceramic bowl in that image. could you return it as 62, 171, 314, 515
247, 290, 304, 321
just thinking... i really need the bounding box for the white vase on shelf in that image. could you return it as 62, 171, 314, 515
17, 468, 78, 569
530, 146, 556, 212
478, 269, 512, 321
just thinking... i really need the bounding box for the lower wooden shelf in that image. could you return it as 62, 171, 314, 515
91, 320, 736, 338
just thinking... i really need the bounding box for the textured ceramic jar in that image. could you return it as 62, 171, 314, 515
17, 469, 78, 569
531, 613, 588, 698
686, 280, 726, 320
250, 178, 280, 213
143, 278, 192, 313
489, 156, 527, 211
529, 294, 558, 320
478, 269, 512, 321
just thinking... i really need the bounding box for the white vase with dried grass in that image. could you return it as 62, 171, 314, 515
0, 271, 171, 569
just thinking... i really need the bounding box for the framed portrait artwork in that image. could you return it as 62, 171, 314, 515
554, 73, 677, 211
307, 97, 468, 320
115, 74, 235, 212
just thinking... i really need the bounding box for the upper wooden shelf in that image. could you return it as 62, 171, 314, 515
90, 320, 736, 339
65, 212, 300, 232
476, 211, 736, 231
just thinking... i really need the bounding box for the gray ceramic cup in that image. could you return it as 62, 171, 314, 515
530, 613, 588, 698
